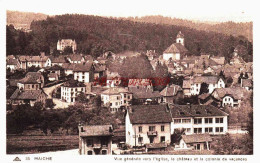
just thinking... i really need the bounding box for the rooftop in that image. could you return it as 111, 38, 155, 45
79, 125, 113, 137
10, 89, 46, 100
164, 43, 188, 54
182, 134, 212, 143
129, 87, 161, 99
160, 84, 182, 97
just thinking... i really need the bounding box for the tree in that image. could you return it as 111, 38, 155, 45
62, 46, 73, 55
199, 82, 209, 95
45, 99, 56, 109
27, 65, 40, 72
226, 77, 233, 87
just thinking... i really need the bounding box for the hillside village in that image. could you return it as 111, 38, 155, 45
6, 28, 253, 155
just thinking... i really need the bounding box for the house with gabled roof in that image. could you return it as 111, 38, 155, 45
125, 104, 172, 147
101, 87, 132, 112
66, 54, 85, 64
163, 31, 188, 61
61, 80, 86, 104
78, 124, 113, 155
175, 134, 212, 151
47, 56, 68, 67
160, 84, 183, 103
17, 72, 44, 90
73, 62, 94, 83
18, 53, 49, 69
129, 87, 162, 105
10, 89, 47, 106
6, 58, 20, 72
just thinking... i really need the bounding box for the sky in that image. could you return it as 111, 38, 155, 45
2, 0, 255, 23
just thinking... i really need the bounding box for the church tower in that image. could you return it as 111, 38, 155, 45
176, 31, 185, 46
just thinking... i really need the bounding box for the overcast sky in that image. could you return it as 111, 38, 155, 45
3, 0, 255, 23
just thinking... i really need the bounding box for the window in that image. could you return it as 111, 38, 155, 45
194, 118, 202, 124
87, 151, 93, 155
124, 94, 126, 98
216, 118, 224, 123
110, 103, 112, 106
117, 96, 120, 100
128, 95, 130, 99
149, 126, 155, 131
185, 128, 191, 133
205, 127, 213, 133
161, 125, 165, 132
160, 136, 165, 142
124, 100, 126, 103
32, 85, 34, 88
205, 118, 213, 124
115, 102, 118, 106
194, 128, 202, 134
138, 126, 142, 133
182, 119, 191, 123
138, 137, 143, 144
36, 85, 39, 89
101, 137, 108, 147
174, 119, 181, 124
87, 139, 93, 147
215, 127, 224, 132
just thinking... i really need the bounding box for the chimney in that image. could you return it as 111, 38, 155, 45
109, 126, 113, 133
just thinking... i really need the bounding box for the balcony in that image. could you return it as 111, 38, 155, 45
147, 131, 157, 136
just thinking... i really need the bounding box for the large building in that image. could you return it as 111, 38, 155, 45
163, 31, 188, 61
57, 39, 77, 53
101, 87, 132, 112
125, 105, 172, 147
78, 125, 113, 155
61, 80, 86, 104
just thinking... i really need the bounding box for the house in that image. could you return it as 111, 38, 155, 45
6, 58, 20, 72
62, 63, 75, 76
163, 31, 188, 61
61, 80, 86, 104
18, 53, 49, 69
57, 39, 77, 53
10, 89, 47, 106
160, 84, 183, 103
101, 87, 132, 112
78, 124, 113, 155
241, 79, 253, 90
211, 87, 250, 107
94, 64, 106, 79
182, 79, 192, 96
129, 87, 162, 105
190, 76, 225, 95
48, 56, 67, 67
125, 104, 172, 147
175, 134, 212, 151
66, 54, 85, 64
46, 65, 63, 77
210, 56, 225, 65
73, 63, 94, 83
170, 104, 228, 135
17, 72, 45, 90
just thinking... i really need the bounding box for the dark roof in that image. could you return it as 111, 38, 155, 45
79, 125, 113, 137
164, 43, 188, 53
128, 104, 172, 124
73, 63, 93, 72
182, 134, 212, 143
198, 93, 210, 100
176, 31, 184, 38
170, 104, 228, 118
7, 58, 19, 65
94, 64, 106, 72
193, 76, 221, 84
212, 87, 248, 100
19, 72, 43, 84
18, 55, 48, 62
47, 65, 63, 70
63, 80, 85, 87
129, 87, 162, 99
49, 56, 67, 63
84, 55, 93, 61
10, 89, 46, 100
160, 84, 182, 97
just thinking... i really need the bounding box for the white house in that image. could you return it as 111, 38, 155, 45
125, 105, 172, 147
170, 105, 229, 135
190, 76, 225, 95
163, 31, 188, 61
73, 63, 94, 83
61, 80, 86, 104
101, 87, 132, 112
57, 39, 77, 53
211, 87, 250, 107
6, 58, 20, 72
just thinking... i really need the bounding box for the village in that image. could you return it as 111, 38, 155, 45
6, 31, 253, 155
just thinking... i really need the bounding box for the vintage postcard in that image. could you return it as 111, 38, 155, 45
0, 0, 258, 162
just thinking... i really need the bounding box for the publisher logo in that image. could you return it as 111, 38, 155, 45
13, 157, 21, 161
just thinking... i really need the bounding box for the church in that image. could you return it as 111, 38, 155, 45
163, 31, 188, 61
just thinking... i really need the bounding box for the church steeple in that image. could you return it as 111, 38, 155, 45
176, 31, 184, 46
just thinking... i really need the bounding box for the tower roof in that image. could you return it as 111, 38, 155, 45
177, 31, 184, 38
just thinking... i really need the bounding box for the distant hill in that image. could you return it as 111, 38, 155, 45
123, 16, 253, 42
7, 10, 48, 30
7, 14, 253, 62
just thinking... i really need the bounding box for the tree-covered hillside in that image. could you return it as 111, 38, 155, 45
7, 14, 253, 61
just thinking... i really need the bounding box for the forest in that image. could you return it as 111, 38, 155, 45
6, 14, 253, 62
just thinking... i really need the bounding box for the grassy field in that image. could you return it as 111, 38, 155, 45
7, 135, 78, 154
